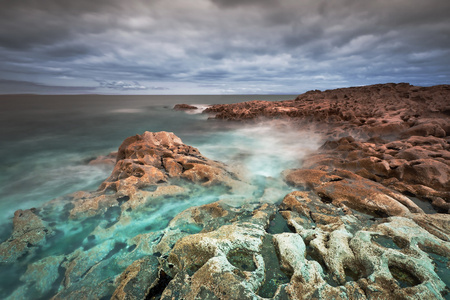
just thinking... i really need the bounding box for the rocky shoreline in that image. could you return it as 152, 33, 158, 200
0, 83, 449, 299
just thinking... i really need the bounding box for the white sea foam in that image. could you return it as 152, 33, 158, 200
110, 108, 142, 113
0, 162, 112, 227
199, 120, 323, 178
182, 104, 211, 114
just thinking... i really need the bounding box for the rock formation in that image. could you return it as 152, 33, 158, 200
204, 83, 450, 144
69, 131, 251, 219
1, 83, 449, 299
173, 104, 198, 110
0, 208, 53, 263
204, 83, 450, 214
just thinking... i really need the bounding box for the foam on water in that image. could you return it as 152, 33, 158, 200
197, 120, 323, 178
0, 154, 112, 229
109, 108, 143, 113
1, 95, 449, 299
181, 104, 211, 114
0, 94, 325, 298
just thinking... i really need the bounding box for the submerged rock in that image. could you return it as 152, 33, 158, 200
0, 209, 53, 263
1, 84, 450, 299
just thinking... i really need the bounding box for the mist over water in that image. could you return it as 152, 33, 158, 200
0, 95, 299, 225
198, 121, 323, 178
2, 95, 449, 300
0, 94, 327, 299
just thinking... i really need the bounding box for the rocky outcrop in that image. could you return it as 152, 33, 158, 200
173, 104, 198, 110
1, 84, 450, 299
0, 131, 264, 299
100, 131, 243, 193
67, 131, 251, 219
204, 83, 450, 139
112, 192, 449, 300
284, 134, 450, 214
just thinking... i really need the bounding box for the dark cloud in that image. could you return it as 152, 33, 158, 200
0, 0, 449, 94
192, 69, 232, 81
45, 43, 96, 59
0, 79, 96, 94
210, 0, 276, 8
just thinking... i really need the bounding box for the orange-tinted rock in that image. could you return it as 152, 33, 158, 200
283, 169, 342, 189
99, 131, 242, 195
394, 159, 450, 191
173, 104, 198, 110
69, 194, 119, 219
63, 131, 252, 219
205, 84, 450, 140
284, 168, 423, 217
401, 122, 446, 138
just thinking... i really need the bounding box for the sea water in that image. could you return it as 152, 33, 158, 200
0, 94, 327, 298
1, 95, 449, 299
1, 95, 306, 226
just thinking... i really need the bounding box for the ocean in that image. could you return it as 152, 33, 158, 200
0, 94, 326, 298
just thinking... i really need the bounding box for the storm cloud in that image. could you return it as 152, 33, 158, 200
0, 0, 449, 94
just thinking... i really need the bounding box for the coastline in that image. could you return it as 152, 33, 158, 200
1, 83, 449, 299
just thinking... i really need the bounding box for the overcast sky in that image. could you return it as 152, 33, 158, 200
0, 0, 449, 94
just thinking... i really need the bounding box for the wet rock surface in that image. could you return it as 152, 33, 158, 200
0, 209, 53, 263
67, 131, 250, 220
203, 83, 450, 214
284, 134, 450, 214
173, 104, 198, 110
1, 83, 449, 299
0, 131, 253, 299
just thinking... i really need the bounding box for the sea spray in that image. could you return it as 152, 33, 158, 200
0, 94, 311, 299
197, 119, 324, 178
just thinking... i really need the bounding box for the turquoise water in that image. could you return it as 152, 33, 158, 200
0, 94, 326, 298
1, 95, 449, 299
1, 94, 304, 230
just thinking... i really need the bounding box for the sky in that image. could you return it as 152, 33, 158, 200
0, 0, 449, 95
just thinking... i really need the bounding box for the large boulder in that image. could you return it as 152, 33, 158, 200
100, 131, 244, 194
68, 131, 251, 219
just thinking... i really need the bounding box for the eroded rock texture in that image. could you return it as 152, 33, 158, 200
204, 83, 449, 136
1, 83, 449, 300
0, 209, 53, 263
204, 83, 450, 213
113, 193, 450, 300
67, 131, 250, 219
